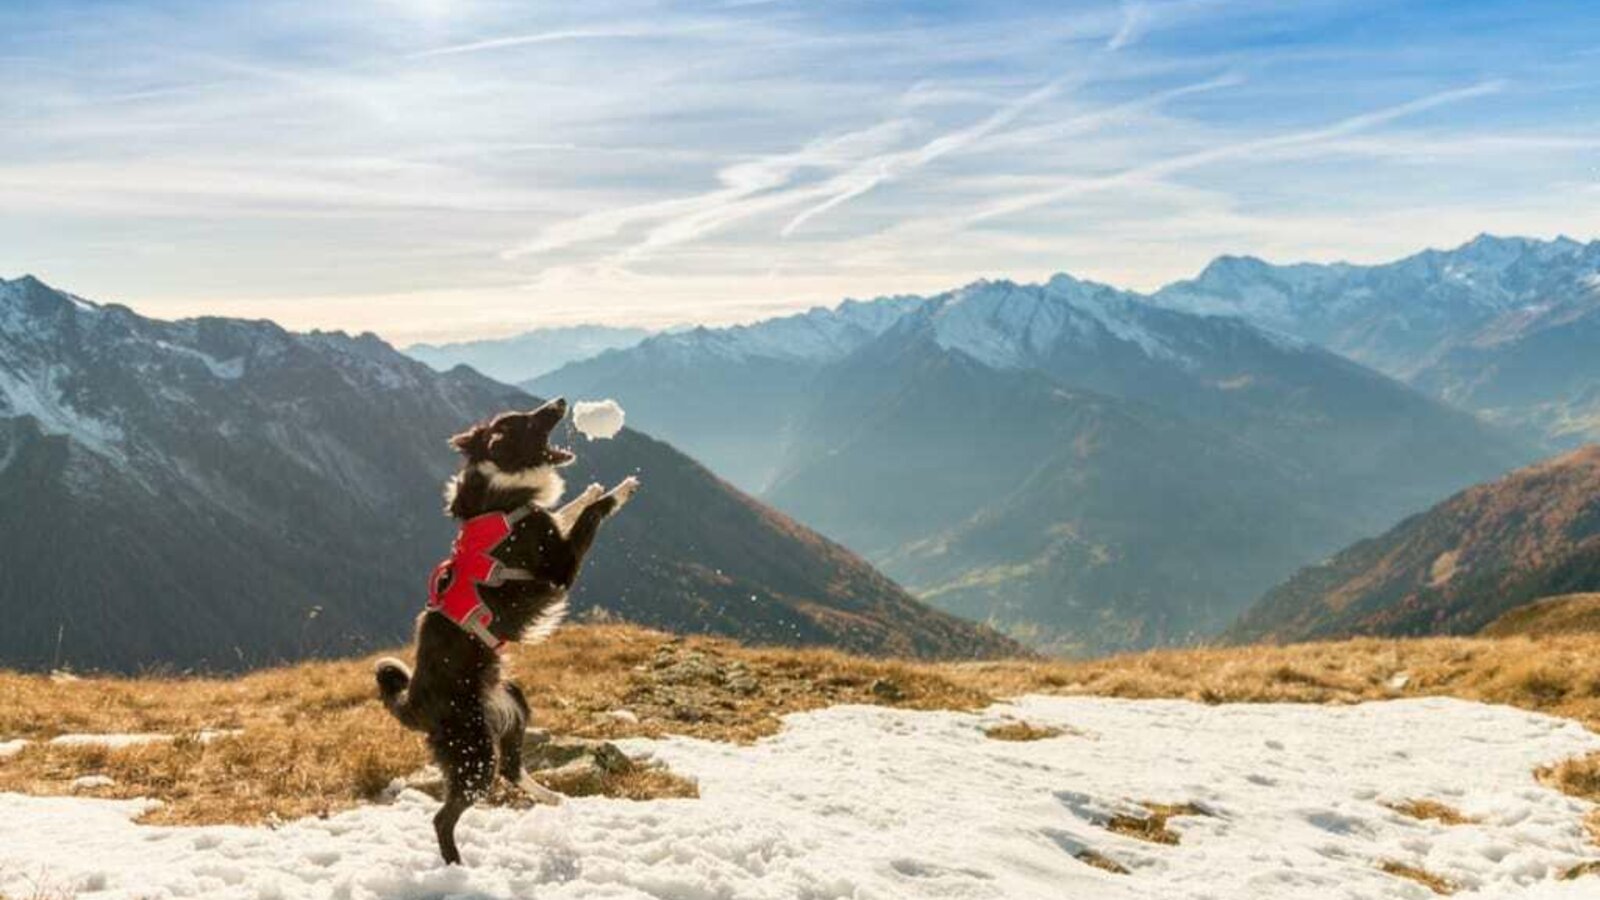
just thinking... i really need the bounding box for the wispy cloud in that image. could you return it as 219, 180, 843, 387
779, 79, 1065, 236
1107, 1, 1150, 51
409, 26, 682, 59
0, 0, 1592, 340
969, 80, 1508, 224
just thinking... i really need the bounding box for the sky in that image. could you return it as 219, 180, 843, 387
0, 0, 1596, 344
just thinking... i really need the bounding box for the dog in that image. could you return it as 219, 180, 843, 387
374, 397, 637, 865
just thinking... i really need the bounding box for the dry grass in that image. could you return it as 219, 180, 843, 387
6, 624, 1600, 835
1386, 799, 1479, 826
1536, 754, 1600, 846
0, 625, 986, 824
1481, 594, 1600, 638
1074, 849, 1129, 875
1104, 802, 1208, 845
983, 721, 1064, 742
1379, 860, 1458, 895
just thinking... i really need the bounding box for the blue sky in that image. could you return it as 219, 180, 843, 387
0, 0, 1595, 342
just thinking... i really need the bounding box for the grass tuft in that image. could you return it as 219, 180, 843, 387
1104, 802, 1208, 845
983, 721, 1065, 742
1074, 849, 1129, 874
1379, 860, 1457, 895
1385, 799, 1478, 826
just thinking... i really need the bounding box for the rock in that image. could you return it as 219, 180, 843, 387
539, 757, 608, 796
596, 709, 640, 725
726, 675, 759, 696
870, 678, 905, 701
384, 765, 444, 802
523, 735, 635, 776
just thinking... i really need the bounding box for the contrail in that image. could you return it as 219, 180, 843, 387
970, 80, 1507, 224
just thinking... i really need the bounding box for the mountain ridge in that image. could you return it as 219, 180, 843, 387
0, 275, 1020, 671
1226, 444, 1600, 644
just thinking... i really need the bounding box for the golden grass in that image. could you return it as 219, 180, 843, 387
1386, 799, 1479, 826
5, 625, 1600, 836
1379, 860, 1458, 895
1073, 849, 1129, 875
1481, 594, 1600, 638
983, 721, 1064, 742
0, 625, 985, 824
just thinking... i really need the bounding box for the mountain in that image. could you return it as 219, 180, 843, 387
1409, 288, 1600, 447
1152, 234, 1600, 446
528, 296, 922, 490
0, 275, 1019, 672
762, 279, 1528, 653
1227, 445, 1600, 645
405, 324, 652, 384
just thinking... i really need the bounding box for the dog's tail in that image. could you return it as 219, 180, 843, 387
374, 657, 424, 731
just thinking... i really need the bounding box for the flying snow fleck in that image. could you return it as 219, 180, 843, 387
573, 399, 625, 440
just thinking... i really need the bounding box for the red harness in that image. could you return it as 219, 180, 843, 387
427, 507, 535, 652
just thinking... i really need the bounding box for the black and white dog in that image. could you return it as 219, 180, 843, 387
375, 397, 637, 865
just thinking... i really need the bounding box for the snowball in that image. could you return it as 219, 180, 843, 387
572, 399, 626, 440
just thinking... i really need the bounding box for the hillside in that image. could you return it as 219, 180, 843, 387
1480, 594, 1600, 638
1228, 446, 1600, 644
0, 275, 1017, 671
1, 625, 1599, 897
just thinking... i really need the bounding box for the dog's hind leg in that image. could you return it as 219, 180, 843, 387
431, 724, 496, 866
497, 684, 563, 806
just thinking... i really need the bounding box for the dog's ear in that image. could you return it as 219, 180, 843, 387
449, 424, 490, 458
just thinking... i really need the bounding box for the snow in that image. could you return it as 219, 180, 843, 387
48, 733, 178, 746
1, 697, 1597, 899
573, 399, 626, 440
930, 278, 1182, 369
155, 342, 246, 380
47, 730, 239, 749
0, 739, 26, 758
71, 775, 116, 791
0, 363, 125, 459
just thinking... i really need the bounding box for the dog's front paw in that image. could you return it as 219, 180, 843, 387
578, 482, 605, 504
607, 475, 640, 509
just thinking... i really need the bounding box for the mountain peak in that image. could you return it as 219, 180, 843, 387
1195, 254, 1274, 284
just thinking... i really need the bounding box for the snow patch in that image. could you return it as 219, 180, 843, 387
46, 730, 238, 750
2, 697, 1597, 899
572, 399, 625, 440
0, 739, 27, 758
0, 364, 124, 458
71, 775, 116, 791
155, 341, 245, 380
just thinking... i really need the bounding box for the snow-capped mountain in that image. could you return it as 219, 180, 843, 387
0, 276, 1018, 671
1152, 235, 1600, 446
405, 324, 653, 384
1154, 235, 1598, 367
538, 266, 1530, 654
761, 284, 1526, 654
527, 294, 924, 488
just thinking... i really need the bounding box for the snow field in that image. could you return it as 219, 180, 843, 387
0, 696, 1596, 899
